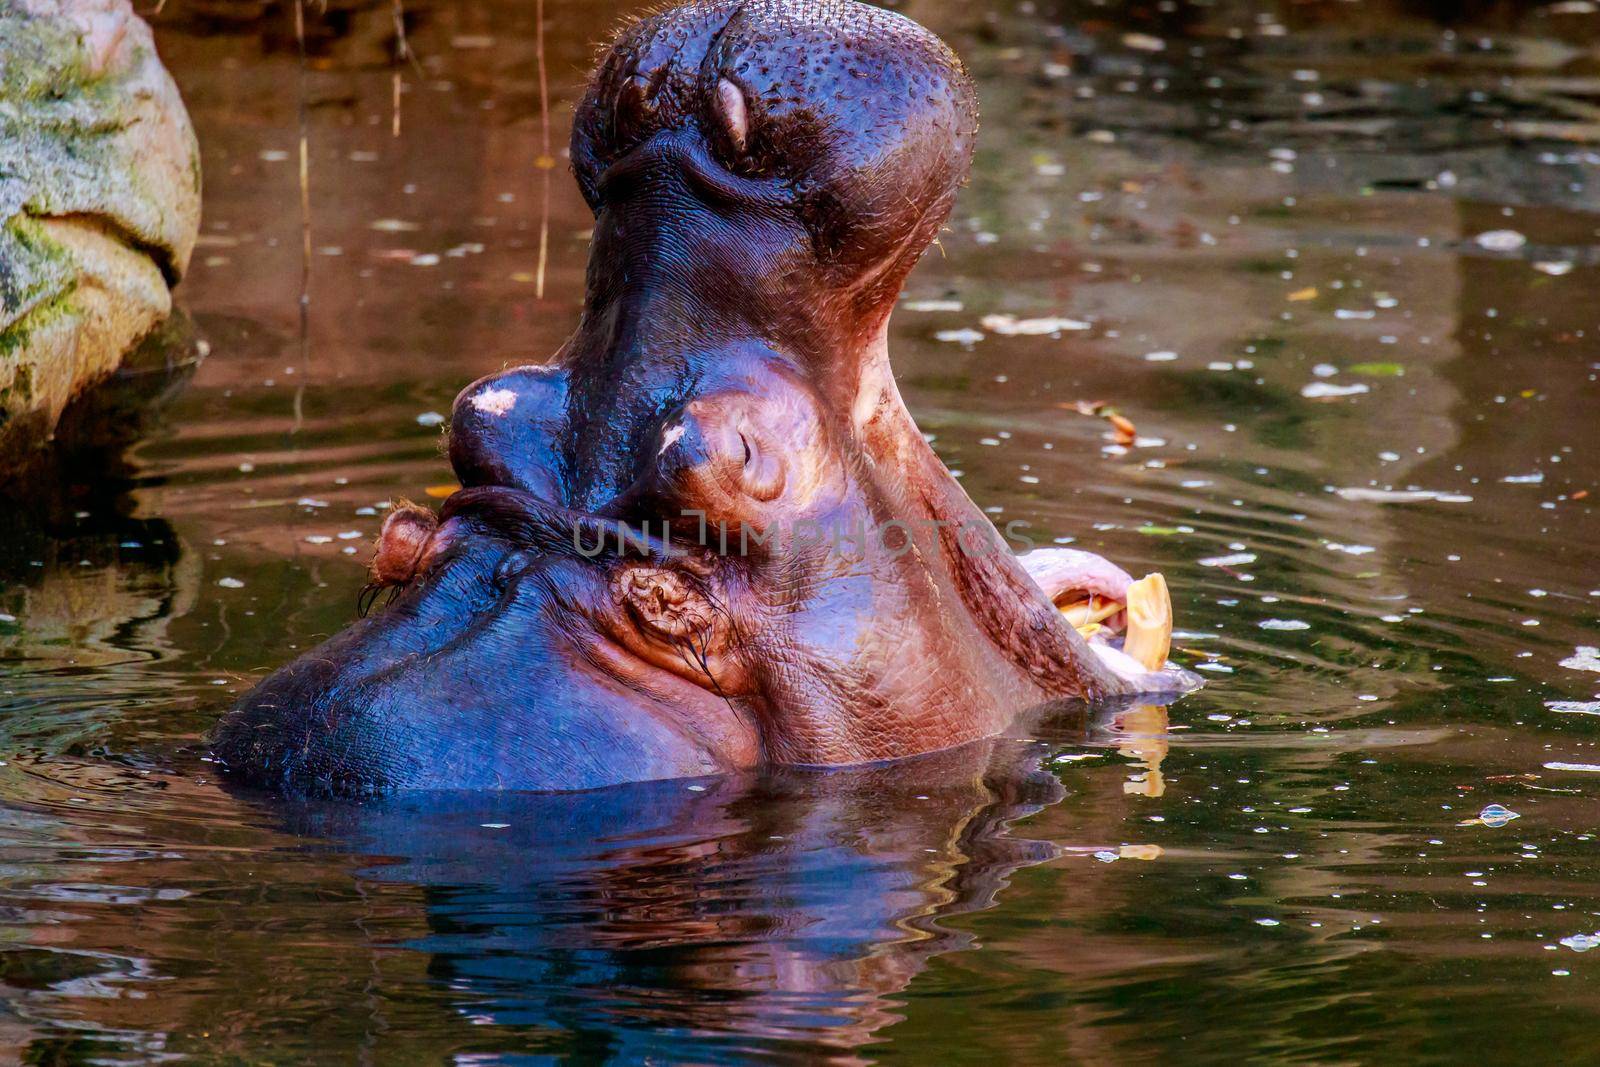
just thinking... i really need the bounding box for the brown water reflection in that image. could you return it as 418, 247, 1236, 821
0, 0, 1597, 1061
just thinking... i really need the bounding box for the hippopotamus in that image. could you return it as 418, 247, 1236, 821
212, 0, 1198, 797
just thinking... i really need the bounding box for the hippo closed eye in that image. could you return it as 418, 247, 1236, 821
211, 0, 1199, 797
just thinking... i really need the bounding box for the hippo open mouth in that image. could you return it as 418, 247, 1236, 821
211, 0, 1199, 796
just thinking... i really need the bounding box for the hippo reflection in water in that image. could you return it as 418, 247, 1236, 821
213, 0, 1198, 796
281, 731, 1085, 1057
270, 718, 1170, 1058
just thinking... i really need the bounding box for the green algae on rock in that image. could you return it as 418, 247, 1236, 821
0, 0, 200, 474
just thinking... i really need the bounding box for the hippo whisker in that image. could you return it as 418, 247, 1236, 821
355, 582, 384, 619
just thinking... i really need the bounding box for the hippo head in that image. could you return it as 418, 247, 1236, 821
212, 0, 1196, 797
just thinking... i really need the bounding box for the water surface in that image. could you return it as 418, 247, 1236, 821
1, 0, 1597, 1061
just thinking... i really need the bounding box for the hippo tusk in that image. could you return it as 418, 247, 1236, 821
1122, 573, 1173, 672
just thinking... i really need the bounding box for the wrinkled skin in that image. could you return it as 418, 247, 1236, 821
212, 0, 1198, 796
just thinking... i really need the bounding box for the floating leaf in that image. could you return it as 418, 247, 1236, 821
1348, 362, 1405, 377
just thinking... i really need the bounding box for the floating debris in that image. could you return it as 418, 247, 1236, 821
903, 299, 963, 312
1302, 382, 1369, 399
1459, 804, 1521, 828
1335, 488, 1473, 504
1544, 762, 1600, 773
981, 314, 1090, 336
935, 328, 985, 345
1503, 472, 1545, 484
1259, 619, 1311, 631
1560, 932, 1600, 952
1059, 400, 1138, 445
1560, 647, 1600, 674
1199, 553, 1256, 568
217, 577, 245, 589
415, 411, 446, 427
1547, 701, 1600, 716
1474, 230, 1528, 252
1122, 32, 1165, 51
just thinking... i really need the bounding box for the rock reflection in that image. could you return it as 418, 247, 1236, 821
0, 319, 203, 669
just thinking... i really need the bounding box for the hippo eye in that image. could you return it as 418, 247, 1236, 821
613, 71, 657, 148
713, 77, 749, 157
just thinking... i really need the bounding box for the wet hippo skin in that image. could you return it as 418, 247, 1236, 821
211, 0, 1198, 797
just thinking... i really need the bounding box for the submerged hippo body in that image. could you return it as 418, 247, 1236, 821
213, 0, 1197, 796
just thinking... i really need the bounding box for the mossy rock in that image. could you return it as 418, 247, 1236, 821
0, 0, 201, 475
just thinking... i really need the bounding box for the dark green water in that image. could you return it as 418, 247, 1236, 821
1, 0, 1597, 1061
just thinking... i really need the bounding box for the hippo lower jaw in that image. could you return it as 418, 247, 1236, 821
211, 0, 1200, 797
